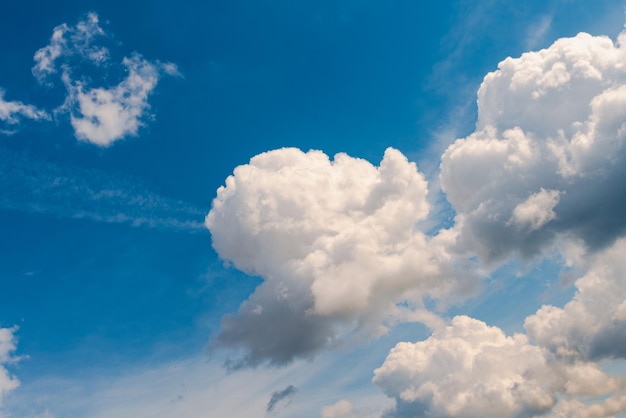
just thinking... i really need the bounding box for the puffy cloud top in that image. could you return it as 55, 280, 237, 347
207, 148, 476, 366
526, 237, 626, 361
373, 316, 557, 418
374, 316, 622, 418
441, 30, 626, 261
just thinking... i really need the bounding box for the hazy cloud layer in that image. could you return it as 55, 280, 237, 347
0, 328, 19, 411
440, 30, 626, 262
0, 148, 204, 232
33, 13, 178, 146
207, 147, 479, 366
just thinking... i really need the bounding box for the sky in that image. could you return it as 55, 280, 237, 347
1, 0, 626, 417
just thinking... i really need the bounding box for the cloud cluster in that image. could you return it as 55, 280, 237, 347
372, 28, 626, 418
0, 12, 177, 143
205, 24, 626, 417
207, 147, 479, 366
31, 13, 179, 146
0, 328, 19, 411
440, 30, 626, 262
373, 316, 621, 418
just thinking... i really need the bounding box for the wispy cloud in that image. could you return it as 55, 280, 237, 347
0, 89, 49, 134
32, 12, 108, 83
266, 384, 297, 413
0, 148, 205, 232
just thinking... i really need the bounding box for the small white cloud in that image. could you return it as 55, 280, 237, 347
67, 54, 160, 146
0, 89, 49, 130
32, 12, 107, 83
32, 12, 177, 145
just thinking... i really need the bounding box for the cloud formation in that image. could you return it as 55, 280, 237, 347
440, 30, 626, 262
207, 147, 479, 366
266, 384, 297, 413
525, 237, 626, 361
0, 90, 49, 132
374, 316, 622, 418
0, 148, 204, 232
0, 327, 20, 411
33, 12, 178, 146
372, 28, 626, 418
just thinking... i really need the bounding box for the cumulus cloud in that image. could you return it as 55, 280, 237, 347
374, 316, 622, 418
33, 12, 178, 146
207, 147, 479, 366
0, 90, 49, 133
525, 237, 626, 361
0, 327, 20, 411
440, 30, 626, 262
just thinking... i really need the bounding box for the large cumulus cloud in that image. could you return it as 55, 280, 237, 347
374, 27, 626, 418
441, 30, 626, 262
206, 148, 478, 366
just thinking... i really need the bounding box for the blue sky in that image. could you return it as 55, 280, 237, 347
2, 1, 626, 417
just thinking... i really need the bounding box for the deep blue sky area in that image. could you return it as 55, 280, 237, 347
1, 1, 626, 417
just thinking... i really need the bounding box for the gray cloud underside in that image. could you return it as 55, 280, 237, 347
266, 384, 297, 413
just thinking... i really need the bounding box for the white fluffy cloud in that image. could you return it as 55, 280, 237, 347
0, 327, 20, 411
525, 237, 626, 361
33, 13, 178, 146
206, 147, 478, 366
440, 30, 626, 261
66, 54, 161, 146
374, 316, 622, 418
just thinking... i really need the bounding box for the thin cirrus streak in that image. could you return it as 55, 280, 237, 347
0, 148, 205, 232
